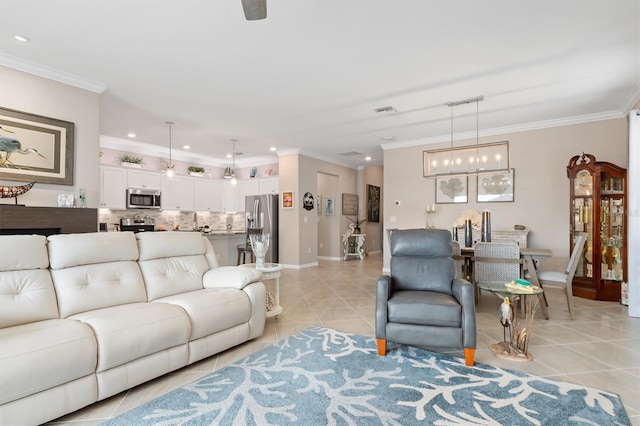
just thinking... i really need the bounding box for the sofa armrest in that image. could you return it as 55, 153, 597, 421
375, 275, 393, 339
203, 266, 263, 290
451, 277, 476, 349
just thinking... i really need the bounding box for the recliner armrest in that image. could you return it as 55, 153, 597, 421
203, 266, 263, 290
451, 277, 476, 349
375, 275, 393, 339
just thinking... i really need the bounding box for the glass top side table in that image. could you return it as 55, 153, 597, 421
477, 280, 543, 362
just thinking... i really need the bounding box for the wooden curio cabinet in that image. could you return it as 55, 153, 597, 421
567, 153, 627, 301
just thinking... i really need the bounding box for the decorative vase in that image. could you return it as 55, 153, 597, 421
250, 233, 271, 268
250, 167, 257, 178
452, 227, 458, 241
481, 210, 491, 242
464, 219, 473, 248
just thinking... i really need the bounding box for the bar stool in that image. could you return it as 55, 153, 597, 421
237, 228, 263, 265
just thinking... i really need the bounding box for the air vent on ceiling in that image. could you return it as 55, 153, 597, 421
339, 151, 362, 157
374, 106, 397, 113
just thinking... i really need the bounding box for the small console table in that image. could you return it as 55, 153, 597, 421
343, 233, 366, 260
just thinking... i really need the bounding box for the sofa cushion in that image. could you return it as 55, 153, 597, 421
0, 270, 59, 328
0, 234, 49, 271
0, 319, 97, 405
136, 232, 206, 260
51, 261, 148, 318
47, 232, 139, 269
137, 232, 214, 300
153, 288, 251, 340
70, 302, 190, 373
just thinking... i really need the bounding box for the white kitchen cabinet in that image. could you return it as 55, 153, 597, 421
126, 169, 162, 189
259, 177, 279, 194
223, 181, 238, 213
162, 175, 195, 211
237, 180, 260, 209
100, 166, 127, 209
194, 178, 223, 212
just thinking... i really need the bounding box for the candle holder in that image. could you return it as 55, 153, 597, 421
425, 204, 436, 229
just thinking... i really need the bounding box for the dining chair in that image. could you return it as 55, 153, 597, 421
524, 232, 587, 319
472, 242, 523, 306
451, 240, 465, 279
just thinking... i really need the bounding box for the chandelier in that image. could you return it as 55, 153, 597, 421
423, 96, 510, 178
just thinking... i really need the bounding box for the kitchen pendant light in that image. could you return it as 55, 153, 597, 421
224, 139, 238, 184
165, 121, 175, 178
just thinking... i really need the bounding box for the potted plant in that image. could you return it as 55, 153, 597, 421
188, 166, 205, 176
347, 215, 366, 234
119, 154, 143, 168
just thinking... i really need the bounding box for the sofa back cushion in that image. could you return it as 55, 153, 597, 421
137, 232, 214, 300
47, 232, 147, 317
0, 235, 59, 328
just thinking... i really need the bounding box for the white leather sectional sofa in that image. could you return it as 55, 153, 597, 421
0, 231, 266, 425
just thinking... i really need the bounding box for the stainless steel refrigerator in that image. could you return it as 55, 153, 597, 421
245, 194, 279, 263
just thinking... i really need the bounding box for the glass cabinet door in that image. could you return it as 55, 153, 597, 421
572, 170, 593, 279
600, 172, 624, 282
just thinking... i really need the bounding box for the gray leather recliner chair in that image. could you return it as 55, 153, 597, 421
376, 228, 476, 366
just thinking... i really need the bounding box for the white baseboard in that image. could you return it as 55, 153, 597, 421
279, 262, 319, 269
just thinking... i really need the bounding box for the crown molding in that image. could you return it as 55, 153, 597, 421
100, 135, 277, 168
381, 110, 626, 151
0, 53, 107, 93
277, 148, 357, 169
622, 85, 640, 115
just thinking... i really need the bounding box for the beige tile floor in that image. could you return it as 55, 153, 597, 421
50, 253, 640, 425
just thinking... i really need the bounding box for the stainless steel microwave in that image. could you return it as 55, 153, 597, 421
126, 188, 161, 209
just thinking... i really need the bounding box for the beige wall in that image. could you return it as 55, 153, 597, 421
0, 66, 101, 208
278, 153, 358, 267
362, 165, 383, 253
383, 117, 628, 268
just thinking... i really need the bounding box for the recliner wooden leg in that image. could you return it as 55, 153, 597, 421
464, 348, 475, 366
377, 339, 387, 356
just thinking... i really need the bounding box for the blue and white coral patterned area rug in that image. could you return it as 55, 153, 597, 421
105, 326, 630, 425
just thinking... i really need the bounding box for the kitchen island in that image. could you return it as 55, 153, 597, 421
205, 231, 246, 266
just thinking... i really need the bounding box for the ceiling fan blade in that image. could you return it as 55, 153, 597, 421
241, 0, 267, 20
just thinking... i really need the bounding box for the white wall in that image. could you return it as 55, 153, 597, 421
382, 117, 628, 269
0, 66, 100, 208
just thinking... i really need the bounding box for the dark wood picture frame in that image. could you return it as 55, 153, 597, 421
367, 184, 380, 222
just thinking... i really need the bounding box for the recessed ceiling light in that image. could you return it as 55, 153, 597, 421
183, 145, 190, 150
127, 133, 136, 138
365, 156, 372, 161
270, 147, 277, 152
13, 35, 30, 42
226, 154, 233, 158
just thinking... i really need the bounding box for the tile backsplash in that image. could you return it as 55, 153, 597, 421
99, 209, 246, 231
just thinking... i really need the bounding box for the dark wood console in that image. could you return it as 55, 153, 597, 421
0, 206, 98, 235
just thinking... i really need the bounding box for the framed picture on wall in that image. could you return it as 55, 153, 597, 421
325, 196, 335, 215
367, 184, 380, 222
316, 195, 322, 214
435, 174, 468, 204
282, 191, 294, 209
0, 106, 75, 185
341, 193, 358, 215
477, 169, 515, 202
